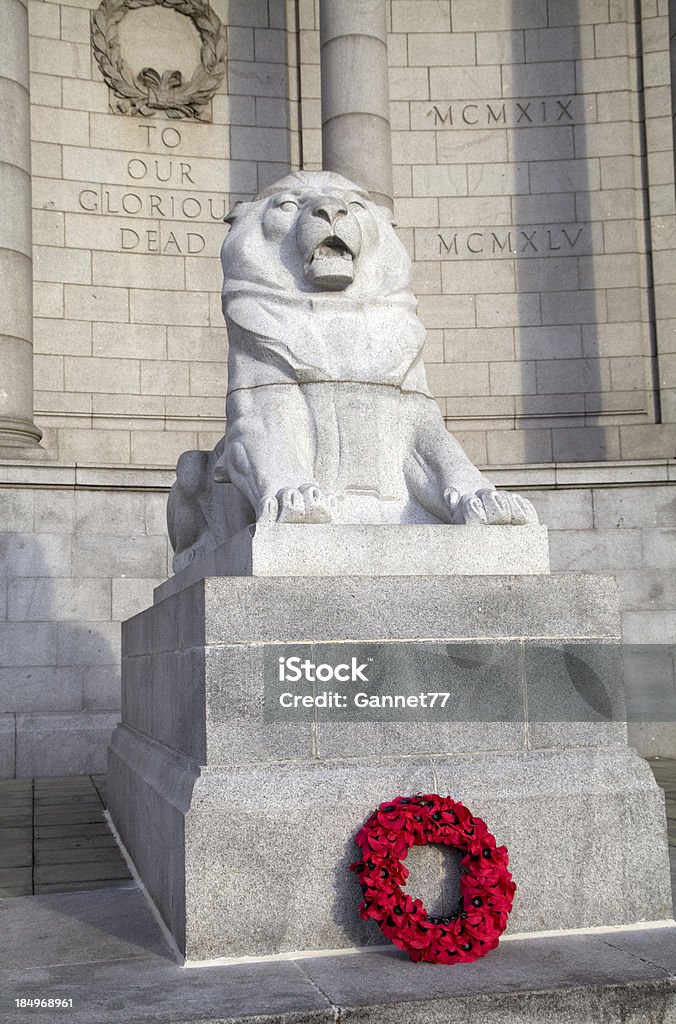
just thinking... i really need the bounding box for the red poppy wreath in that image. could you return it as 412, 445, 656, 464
351, 794, 515, 964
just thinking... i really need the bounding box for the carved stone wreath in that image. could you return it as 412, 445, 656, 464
91, 0, 226, 119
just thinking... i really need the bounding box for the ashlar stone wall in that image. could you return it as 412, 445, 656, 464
299, 0, 676, 466
29, 0, 298, 464
28, 0, 676, 469
0, 463, 172, 776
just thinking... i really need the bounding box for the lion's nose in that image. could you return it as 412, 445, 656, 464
312, 198, 348, 229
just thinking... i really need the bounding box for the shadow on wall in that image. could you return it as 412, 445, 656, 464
226, 0, 294, 198
510, 0, 653, 463
0, 533, 119, 779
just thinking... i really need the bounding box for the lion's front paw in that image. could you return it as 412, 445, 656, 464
444, 487, 539, 526
257, 484, 337, 524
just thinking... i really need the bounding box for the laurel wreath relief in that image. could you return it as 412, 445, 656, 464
91, 0, 226, 119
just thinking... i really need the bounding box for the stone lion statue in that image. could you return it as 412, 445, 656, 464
168, 170, 537, 572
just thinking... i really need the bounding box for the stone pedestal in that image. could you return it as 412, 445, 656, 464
108, 527, 672, 961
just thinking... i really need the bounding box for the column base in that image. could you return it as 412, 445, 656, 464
0, 416, 48, 459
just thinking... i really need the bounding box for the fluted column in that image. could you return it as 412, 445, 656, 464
319, 0, 393, 210
0, 0, 42, 456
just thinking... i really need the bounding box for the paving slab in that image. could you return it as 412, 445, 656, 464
34, 823, 112, 840
32, 788, 97, 798
0, 886, 170, 970
33, 787, 98, 797
603, 926, 676, 975
35, 834, 119, 852
34, 809, 107, 826
34, 795, 104, 807
0, 956, 333, 1024
0, 826, 31, 842
326, 981, 675, 1024
0, 885, 32, 897
0, 842, 32, 868
34, 879, 137, 895
298, 932, 676, 1006
0, 867, 31, 887
35, 845, 123, 866
34, 860, 131, 884
0, 812, 31, 827
34, 776, 98, 787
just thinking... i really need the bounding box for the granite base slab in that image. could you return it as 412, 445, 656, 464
154, 523, 550, 601
108, 733, 672, 961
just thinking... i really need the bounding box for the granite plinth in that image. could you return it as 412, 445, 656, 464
154, 523, 550, 602
108, 569, 673, 960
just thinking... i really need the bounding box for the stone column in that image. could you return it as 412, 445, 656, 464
0, 0, 43, 456
319, 0, 393, 210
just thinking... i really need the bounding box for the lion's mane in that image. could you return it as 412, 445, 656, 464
220, 171, 430, 395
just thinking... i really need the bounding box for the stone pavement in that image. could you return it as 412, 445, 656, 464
0, 774, 131, 897
0, 763, 674, 1023
0, 884, 674, 1024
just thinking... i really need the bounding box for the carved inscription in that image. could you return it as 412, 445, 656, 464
416, 225, 590, 261
77, 125, 226, 253
78, 188, 227, 221
411, 97, 577, 130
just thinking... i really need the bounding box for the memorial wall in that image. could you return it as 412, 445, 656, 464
0, 0, 675, 775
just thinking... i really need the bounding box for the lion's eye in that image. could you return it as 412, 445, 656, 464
278, 199, 298, 212
348, 199, 366, 211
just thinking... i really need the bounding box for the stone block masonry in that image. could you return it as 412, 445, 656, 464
0, 465, 173, 776
28, 0, 299, 466
294, 0, 676, 466
27, 0, 676, 468
392, 0, 674, 462
0, 0, 44, 455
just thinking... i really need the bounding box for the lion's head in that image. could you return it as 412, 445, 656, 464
220, 170, 412, 301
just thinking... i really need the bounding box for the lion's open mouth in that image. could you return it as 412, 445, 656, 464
312, 237, 354, 263
306, 236, 355, 290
